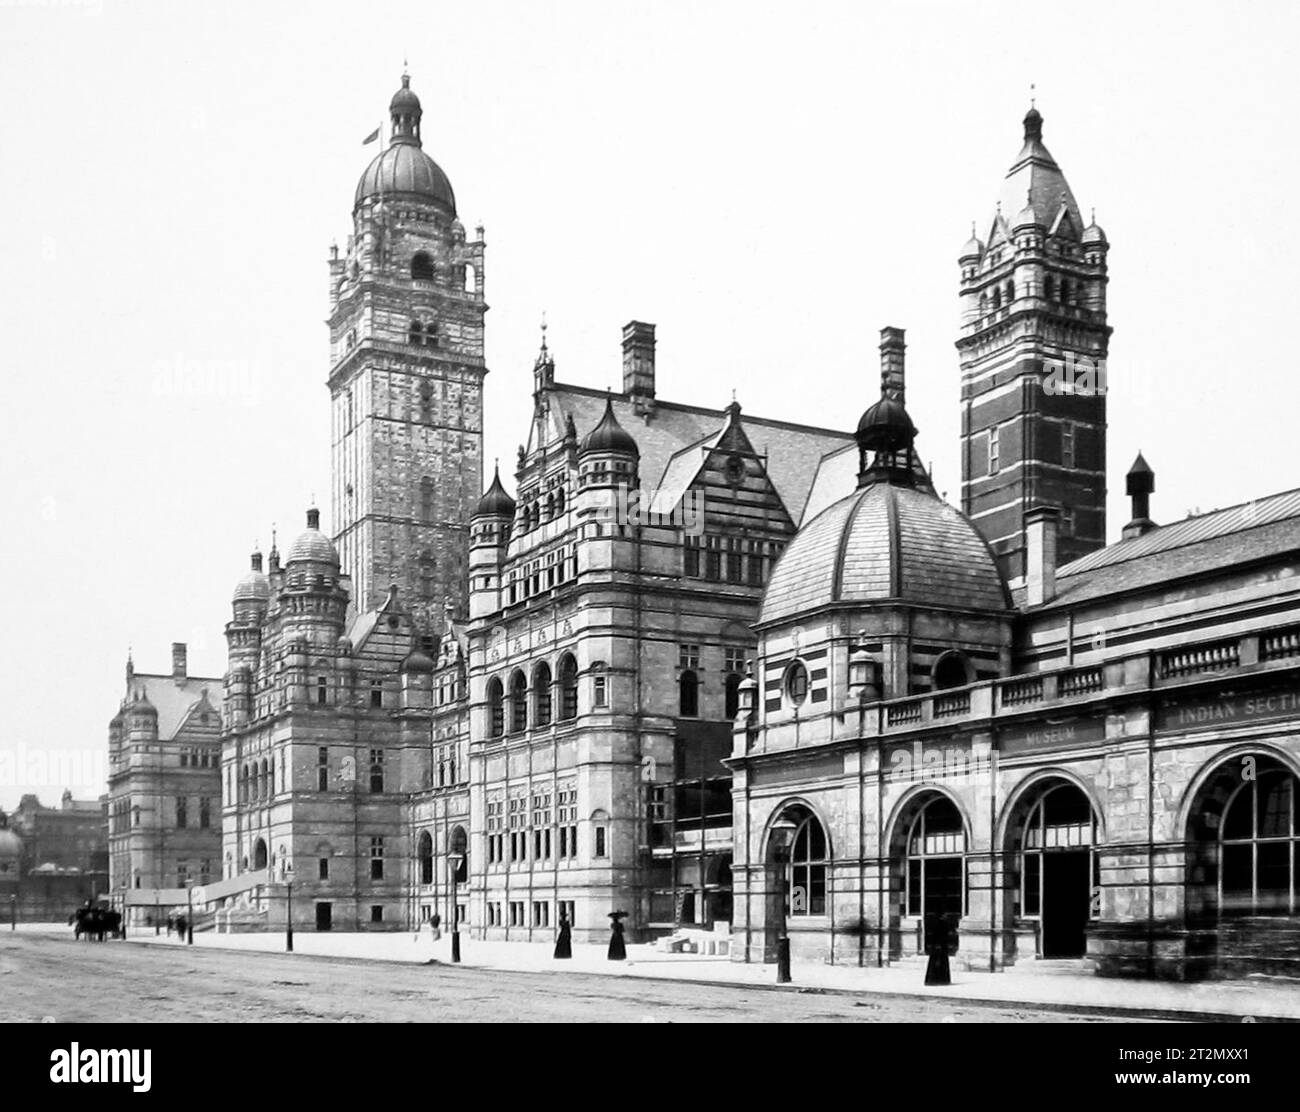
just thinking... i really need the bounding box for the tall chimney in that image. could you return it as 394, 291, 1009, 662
172, 642, 188, 680
622, 321, 656, 400
1122, 452, 1157, 540
1024, 506, 1059, 606
879, 326, 906, 404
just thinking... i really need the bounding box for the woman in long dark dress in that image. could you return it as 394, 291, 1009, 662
924, 913, 951, 986
554, 913, 572, 959
607, 911, 627, 961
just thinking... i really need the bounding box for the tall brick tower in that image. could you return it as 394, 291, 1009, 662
956, 105, 1111, 581
327, 73, 486, 636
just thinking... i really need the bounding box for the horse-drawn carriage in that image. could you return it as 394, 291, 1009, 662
70, 903, 122, 941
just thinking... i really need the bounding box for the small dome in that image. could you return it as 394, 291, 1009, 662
286, 508, 340, 567
390, 74, 421, 114
128, 695, 157, 718
580, 397, 639, 457
856, 396, 916, 455
1082, 220, 1108, 245
401, 649, 435, 674
960, 231, 983, 259
474, 464, 517, 518
233, 550, 270, 604
760, 483, 1008, 626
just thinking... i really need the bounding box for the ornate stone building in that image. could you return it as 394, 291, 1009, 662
728, 108, 1300, 980
460, 326, 853, 941
106, 643, 222, 905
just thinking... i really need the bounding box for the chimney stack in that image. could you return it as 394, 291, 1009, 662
172, 642, 188, 680
1122, 453, 1157, 540
622, 321, 656, 401
879, 327, 906, 404
1025, 506, 1059, 606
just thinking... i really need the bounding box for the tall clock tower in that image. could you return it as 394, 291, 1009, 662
327, 74, 486, 636
956, 106, 1111, 581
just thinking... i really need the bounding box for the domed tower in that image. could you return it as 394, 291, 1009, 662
224, 547, 269, 728
957, 105, 1111, 581
756, 335, 1011, 709
327, 72, 486, 637
279, 508, 349, 647
469, 463, 516, 619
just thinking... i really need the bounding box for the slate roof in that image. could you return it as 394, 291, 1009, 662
760, 482, 1010, 625
125, 674, 223, 740
537, 384, 854, 525
1020, 488, 1300, 609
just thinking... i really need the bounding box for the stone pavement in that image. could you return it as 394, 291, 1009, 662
14, 923, 1299, 1020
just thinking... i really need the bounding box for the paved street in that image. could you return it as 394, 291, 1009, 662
1, 933, 1118, 1023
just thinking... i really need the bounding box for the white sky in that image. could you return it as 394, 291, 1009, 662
2, 0, 1298, 809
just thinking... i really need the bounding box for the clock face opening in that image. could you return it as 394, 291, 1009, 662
724, 455, 746, 486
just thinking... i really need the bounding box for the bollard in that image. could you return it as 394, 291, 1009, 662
776, 936, 792, 984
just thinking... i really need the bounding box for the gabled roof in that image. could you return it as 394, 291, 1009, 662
1021, 487, 1300, 608
542, 384, 854, 524
126, 673, 223, 740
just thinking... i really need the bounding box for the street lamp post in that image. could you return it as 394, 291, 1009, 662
448, 852, 464, 963
185, 876, 194, 945
769, 816, 799, 985
9, 893, 15, 931
284, 862, 294, 953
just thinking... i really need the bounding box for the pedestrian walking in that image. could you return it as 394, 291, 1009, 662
607, 910, 627, 961
554, 912, 572, 959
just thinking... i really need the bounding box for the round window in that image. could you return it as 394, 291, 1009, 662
786, 661, 809, 706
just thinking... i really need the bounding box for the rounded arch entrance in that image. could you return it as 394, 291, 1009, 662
1001, 774, 1101, 958
884, 787, 970, 957
759, 802, 831, 959
1184, 751, 1300, 924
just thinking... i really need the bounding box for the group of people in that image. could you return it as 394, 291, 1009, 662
69, 903, 122, 942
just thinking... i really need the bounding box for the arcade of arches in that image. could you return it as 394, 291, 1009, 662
734, 752, 1300, 978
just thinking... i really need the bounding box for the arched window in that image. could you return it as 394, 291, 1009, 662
905, 795, 966, 918
933, 651, 971, 691
1044, 275, 1056, 300
785, 661, 809, 707
486, 676, 504, 738
509, 670, 528, 733
978, 293, 988, 315
679, 670, 699, 717
1221, 767, 1299, 915
450, 826, 468, 884
783, 810, 828, 917
1060, 279, 1071, 304
260, 758, 269, 800
464, 263, 477, 293
1005, 279, 1015, 303
408, 320, 423, 345
555, 486, 565, 514
253, 838, 268, 871
991, 286, 1002, 310
533, 662, 553, 728
725, 672, 742, 718
417, 831, 433, 885
545, 492, 555, 520
411, 252, 434, 281
558, 654, 579, 721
